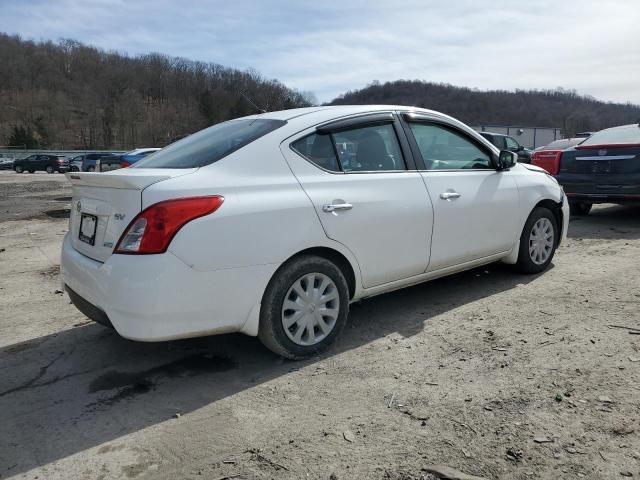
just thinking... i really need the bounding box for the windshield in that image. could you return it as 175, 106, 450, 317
133, 118, 286, 169
580, 124, 640, 146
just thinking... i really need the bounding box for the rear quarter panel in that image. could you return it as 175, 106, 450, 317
143, 135, 362, 286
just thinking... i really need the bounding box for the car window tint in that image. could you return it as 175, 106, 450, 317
505, 137, 519, 150
134, 119, 285, 169
409, 123, 492, 170
291, 133, 340, 172
332, 124, 404, 172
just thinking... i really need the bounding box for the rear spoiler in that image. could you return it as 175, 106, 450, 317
64, 170, 193, 190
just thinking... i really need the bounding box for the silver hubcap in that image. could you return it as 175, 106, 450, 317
529, 217, 554, 265
282, 272, 340, 346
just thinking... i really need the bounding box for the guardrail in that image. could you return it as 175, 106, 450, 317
0, 149, 126, 160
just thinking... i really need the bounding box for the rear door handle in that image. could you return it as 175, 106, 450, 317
440, 192, 461, 200
322, 203, 353, 213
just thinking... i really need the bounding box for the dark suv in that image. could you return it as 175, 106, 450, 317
479, 132, 532, 163
14, 154, 69, 173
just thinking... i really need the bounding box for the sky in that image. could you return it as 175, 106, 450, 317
1, 0, 639, 104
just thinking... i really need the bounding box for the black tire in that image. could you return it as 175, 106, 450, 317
87, 166, 95, 172
516, 207, 558, 274
14, 165, 23, 173
46, 165, 54, 174
569, 201, 592, 216
258, 255, 350, 360
28, 170, 34, 173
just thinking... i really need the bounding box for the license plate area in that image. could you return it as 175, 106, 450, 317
79, 213, 98, 245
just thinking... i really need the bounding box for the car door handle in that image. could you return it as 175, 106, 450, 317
440, 192, 461, 200
322, 203, 353, 213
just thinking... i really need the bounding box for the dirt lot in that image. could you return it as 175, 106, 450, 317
1, 170, 639, 480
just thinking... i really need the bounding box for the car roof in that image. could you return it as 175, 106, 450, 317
479, 131, 507, 137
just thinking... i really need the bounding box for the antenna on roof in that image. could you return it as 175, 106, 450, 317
238, 90, 267, 114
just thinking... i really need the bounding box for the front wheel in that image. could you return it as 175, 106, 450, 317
15, 165, 23, 173
258, 255, 350, 359
46, 165, 54, 174
516, 207, 558, 274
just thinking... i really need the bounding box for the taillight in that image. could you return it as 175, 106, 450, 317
531, 150, 562, 175
114, 196, 224, 254
121, 160, 131, 168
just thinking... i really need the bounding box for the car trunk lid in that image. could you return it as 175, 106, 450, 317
65, 169, 196, 262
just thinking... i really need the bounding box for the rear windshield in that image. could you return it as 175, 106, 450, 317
543, 138, 584, 150
580, 124, 640, 146
133, 118, 286, 169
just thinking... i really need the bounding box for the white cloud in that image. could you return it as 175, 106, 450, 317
1, 0, 638, 104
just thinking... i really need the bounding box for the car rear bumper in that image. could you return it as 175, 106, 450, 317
556, 173, 640, 204
60, 234, 277, 341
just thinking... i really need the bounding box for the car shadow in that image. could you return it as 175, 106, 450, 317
568, 204, 640, 240
0, 263, 542, 477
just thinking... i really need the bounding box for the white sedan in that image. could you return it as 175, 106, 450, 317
61, 105, 569, 359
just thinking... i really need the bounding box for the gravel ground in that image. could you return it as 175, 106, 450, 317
0, 170, 639, 480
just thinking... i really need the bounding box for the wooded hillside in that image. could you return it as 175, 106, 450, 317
0, 34, 313, 149
328, 80, 640, 136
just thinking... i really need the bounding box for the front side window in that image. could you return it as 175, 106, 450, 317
134, 118, 286, 169
291, 123, 405, 173
505, 136, 520, 151
409, 123, 493, 170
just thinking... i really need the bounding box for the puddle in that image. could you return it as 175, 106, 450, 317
44, 208, 70, 219
88, 353, 237, 405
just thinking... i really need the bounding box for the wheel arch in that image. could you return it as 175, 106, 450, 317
503, 195, 564, 265
278, 246, 357, 300
238, 245, 360, 337
533, 198, 564, 246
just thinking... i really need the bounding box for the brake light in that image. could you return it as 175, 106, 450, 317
531, 150, 562, 175
121, 160, 131, 168
114, 196, 224, 254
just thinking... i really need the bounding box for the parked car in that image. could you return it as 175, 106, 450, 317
120, 148, 161, 168
69, 154, 84, 172
479, 132, 532, 163
81, 153, 113, 172
0, 154, 15, 170
96, 153, 124, 172
532, 123, 640, 215
14, 154, 69, 173
61, 106, 569, 359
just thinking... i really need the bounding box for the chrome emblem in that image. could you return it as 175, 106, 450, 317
76, 201, 81, 213
598, 149, 607, 156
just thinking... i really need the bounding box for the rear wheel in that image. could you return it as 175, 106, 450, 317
569, 201, 592, 216
516, 207, 558, 274
46, 165, 54, 174
258, 255, 349, 359
87, 166, 95, 172
14, 165, 23, 173
28, 170, 34, 173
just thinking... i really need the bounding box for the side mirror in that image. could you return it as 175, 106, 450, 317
516, 145, 524, 152
497, 150, 517, 170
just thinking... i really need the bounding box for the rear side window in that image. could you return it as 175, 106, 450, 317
134, 119, 286, 169
291, 134, 340, 171
291, 123, 405, 172
580, 125, 640, 146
